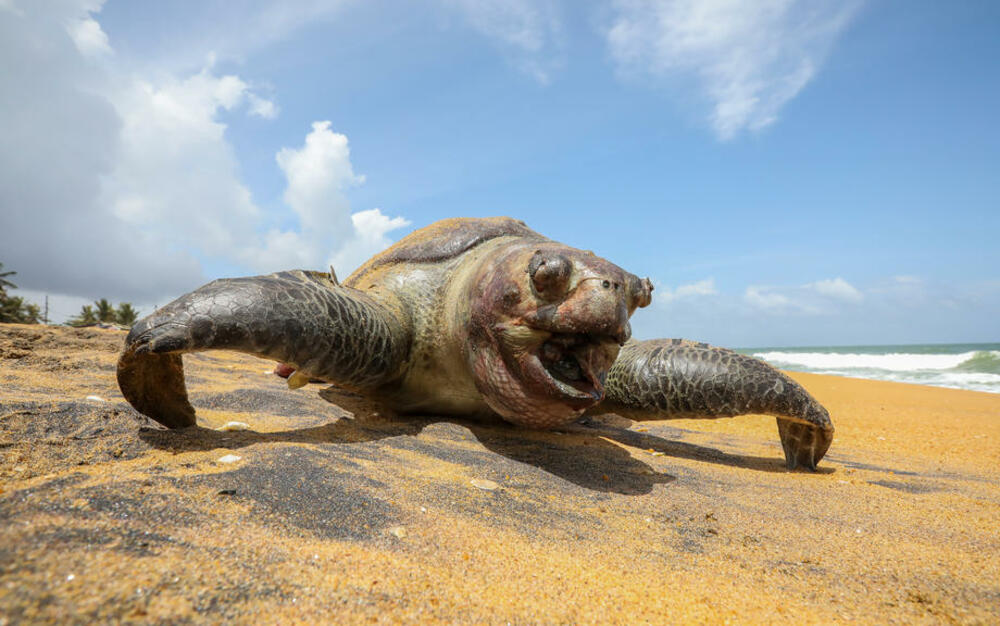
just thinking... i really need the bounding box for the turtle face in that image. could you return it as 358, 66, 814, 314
467, 243, 653, 428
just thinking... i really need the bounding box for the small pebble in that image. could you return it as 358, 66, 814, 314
387, 526, 407, 539
217, 421, 250, 432
217, 454, 242, 464
470, 478, 499, 491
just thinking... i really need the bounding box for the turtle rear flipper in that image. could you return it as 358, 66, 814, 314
117, 270, 410, 428
595, 339, 834, 470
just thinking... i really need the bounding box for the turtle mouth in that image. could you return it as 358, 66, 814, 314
535, 332, 610, 403
477, 323, 621, 426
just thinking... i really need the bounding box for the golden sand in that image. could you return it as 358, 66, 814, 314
1, 323, 998, 623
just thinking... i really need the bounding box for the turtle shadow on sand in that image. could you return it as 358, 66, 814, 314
137, 387, 828, 497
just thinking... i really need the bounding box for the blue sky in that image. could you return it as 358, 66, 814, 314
2, 0, 998, 346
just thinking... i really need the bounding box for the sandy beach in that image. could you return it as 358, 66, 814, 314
1, 323, 998, 623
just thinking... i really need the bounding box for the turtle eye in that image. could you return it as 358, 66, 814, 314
528, 251, 572, 300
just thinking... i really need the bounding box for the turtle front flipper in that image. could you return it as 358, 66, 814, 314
594, 339, 834, 470
117, 270, 410, 428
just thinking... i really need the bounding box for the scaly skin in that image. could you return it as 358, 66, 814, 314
117, 270, 409, 428
597, 339, 834, 470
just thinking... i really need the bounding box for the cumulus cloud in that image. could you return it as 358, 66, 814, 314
655, 278, 717, 304
264, 121, 409, 273
0, 0, 203, 303
446, 0, 564, 83
745, 276, 864, 314
744, 285, 798, 312
66, 15, 111, 56
606, 0, 863, 139
247, 93, 279, 119
1, 0, 407, 310
808, 277, 863, 302
277, 121, 364, 234
103, 66, 269, 262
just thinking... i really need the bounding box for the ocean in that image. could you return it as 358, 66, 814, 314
739, 343, 1000, 394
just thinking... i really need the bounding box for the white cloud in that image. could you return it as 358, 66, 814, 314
0, 1, 407, 308
248, 93, 279, 119
656, 277, 717, 304
447, 0, 565, 83
745, 277, 864, 314
103, 67, 268, 262
264, 121, 409, 273
331, 208, 412, 275
276, 121, 363, 234
744, 285, 796, 311
606, 0, 862, 139
67, 16, 111, 56
0, 0, 204, 302
808, 277, 863, 302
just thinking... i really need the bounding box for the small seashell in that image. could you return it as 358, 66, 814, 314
217, 454, 242, 464
387, 526, 407, 539
85, 395, 106, 402
217, 421, 250, 432
470, 478, 499, 491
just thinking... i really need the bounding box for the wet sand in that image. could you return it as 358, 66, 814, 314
2, 323, 998, 623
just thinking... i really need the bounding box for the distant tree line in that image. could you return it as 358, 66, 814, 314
0, 262, 139, 327
68, 298, 139, 327
0, 262, 41, 323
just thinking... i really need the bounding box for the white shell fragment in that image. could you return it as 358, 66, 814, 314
217, 454, 242, 464
217, 421, 250, 432
470, 478, 499, 491
387, 526, 407, 539
85, 395, 106, 402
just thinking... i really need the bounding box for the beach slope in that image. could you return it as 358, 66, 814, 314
2, 323, 998, 622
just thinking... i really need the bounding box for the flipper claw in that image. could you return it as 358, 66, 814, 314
777, 419, 833, 471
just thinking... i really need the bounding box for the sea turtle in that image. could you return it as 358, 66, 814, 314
117, 217, 833, 469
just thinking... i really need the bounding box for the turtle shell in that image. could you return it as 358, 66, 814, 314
345, 216, 546, 285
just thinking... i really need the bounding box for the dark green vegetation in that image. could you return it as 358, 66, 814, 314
0, 262, 139, 326
68, 299, 139, 327
0, 263, 41, 324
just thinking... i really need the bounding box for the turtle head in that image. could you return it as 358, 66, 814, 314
467, 243, 652, 428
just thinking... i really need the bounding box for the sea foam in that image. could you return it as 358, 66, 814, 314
751, 350, 991, 372
750, 348, 1000, 394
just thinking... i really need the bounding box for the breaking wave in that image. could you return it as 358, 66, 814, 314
750, 346, 1000, 394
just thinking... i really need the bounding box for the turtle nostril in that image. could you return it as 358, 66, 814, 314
602, 280, 611, 289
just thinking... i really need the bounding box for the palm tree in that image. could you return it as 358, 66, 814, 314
115, 302, 139, 326
68, 305, 98, 327
94, 298, 116, 323
0, 262, 17, 293
0, 295, 40, 323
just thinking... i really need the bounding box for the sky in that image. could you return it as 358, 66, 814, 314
1, 0, 998, 347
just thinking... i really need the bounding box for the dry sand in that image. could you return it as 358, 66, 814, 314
1, 323, 998, 623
